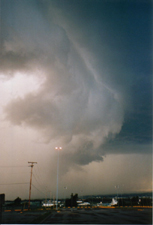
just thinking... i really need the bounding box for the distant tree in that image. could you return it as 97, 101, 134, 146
131, 196, 139, 206
65, 193, 78, 207
140, 197, 152, 206
14, 197, 21, 205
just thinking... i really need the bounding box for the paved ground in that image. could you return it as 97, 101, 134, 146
0, 207, 152, 224
40, 208, 152, 224
0, 210, 47, 224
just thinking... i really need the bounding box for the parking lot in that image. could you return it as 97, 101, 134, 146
0, 206, 152, 224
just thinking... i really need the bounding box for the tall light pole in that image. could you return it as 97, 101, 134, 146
64, 186, 67, 206
55, 147, 62, 210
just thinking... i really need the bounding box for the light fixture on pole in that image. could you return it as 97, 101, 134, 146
55, 147, 62, 210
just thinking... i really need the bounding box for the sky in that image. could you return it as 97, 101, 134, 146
0, 0, 152, 201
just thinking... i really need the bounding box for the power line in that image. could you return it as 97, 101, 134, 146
0, 183, 29, 185
33, 167, 51, 193
32, 173, 51, 199
33, 173, 48, 192
1, 165, 28, 167
32, 183, 46, 195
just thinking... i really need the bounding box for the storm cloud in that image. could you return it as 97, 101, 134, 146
1, 0, 152, 169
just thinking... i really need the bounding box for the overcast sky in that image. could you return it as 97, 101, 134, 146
0, 0, 152, 200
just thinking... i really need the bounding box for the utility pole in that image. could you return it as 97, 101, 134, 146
28, 162, 37, 210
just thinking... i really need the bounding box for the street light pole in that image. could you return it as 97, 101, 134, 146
55, 147, 62, 210
64, 186, 67, 206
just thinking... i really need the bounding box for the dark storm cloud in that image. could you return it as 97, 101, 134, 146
63, 141, 103, 166
2, 0, 152, 166
0, 50, 40, 75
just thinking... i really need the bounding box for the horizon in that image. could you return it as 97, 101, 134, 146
4, 190, 153, 202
